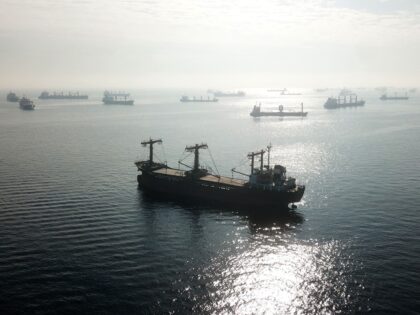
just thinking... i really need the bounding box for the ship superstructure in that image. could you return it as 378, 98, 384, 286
135, 139, 305, 209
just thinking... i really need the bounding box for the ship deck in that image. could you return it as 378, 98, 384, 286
152, 168, 247, 187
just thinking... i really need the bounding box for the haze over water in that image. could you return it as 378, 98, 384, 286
1, 88, 420, 314
1, 0, 420, 88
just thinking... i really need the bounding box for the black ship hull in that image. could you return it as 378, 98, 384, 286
324, 100, 365, 109
103, 100, 134, 105
380, 97, 409, 101
180, 100, 218, 103
251, 112, 308, 117
39, 96, 88, 100
137, 172, 304, 208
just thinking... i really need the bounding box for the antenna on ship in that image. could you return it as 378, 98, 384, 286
185, 143, 208, 172
141, 138, 162, 164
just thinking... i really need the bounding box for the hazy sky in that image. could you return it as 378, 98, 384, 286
1, 0, 419, 89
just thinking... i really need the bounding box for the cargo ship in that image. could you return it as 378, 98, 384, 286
180, 95, 218, 102
212, 90, 245, 97
19, 97, 35, 110
380, 94, 409, 101
324, 94, 365, 109
250, 103, 307, 117
6, 92, 19, 102
102, 90, 134, 105
38, 91, 88, 99
135, 139, 305, 209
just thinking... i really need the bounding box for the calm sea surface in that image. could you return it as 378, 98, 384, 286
0, 89, 419, 314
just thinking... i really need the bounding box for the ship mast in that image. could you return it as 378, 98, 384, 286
141, 138, 162, 163
247, 149, 265, 174
185, 143, 208, 171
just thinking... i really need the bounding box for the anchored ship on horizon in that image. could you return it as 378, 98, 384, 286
135, 138, 305, 209
38, 91, 88, 99
324, 93, 365, 109
6, 92, 19, 102
19, 97, 35, 110
250, 103, 307, 117
102, 90, 134, 105
380, 93, 409, 101
180, 95, 218, 102
208, 90, 246, 97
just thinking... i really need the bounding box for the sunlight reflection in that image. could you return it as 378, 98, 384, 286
198, 235, 364, 314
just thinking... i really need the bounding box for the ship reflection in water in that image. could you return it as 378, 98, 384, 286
139, 193, 366, 314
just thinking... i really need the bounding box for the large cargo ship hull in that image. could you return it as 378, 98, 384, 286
103, 100, 134, 105
39, 96, 88, 100
324, 100, 365, 109
137, 173, 304, 208
251, 111, 307, 117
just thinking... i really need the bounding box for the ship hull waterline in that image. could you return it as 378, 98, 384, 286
137, 172, 305, 209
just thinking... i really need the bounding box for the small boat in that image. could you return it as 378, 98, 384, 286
380, 94, 409, 101
324, 94, 365, 109
6, 92, 19, 102
19, 97, 35, 110
180, 95, 218, 102
250, 103, 307, 117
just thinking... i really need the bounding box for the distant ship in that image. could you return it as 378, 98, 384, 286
250, 103, 307, 117
212, 90, 245, 97
380, 94, 409, 101
268, 88, 301, 95
38, 91, 88, 99
315, 88, 328, 92
280, 89, 302, 96
135, 139, 305, 209
19, 97, 35, 110
102, 90, 134, 105
6, 92, 19, 102
324, 94, 365, 109
409, 88, 416, 93
180, 95, 218, 102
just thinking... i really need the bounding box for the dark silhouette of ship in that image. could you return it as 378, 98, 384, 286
6, 92, 19, 102
102, 90, 134, 105
19, 97, 35, 110
180, 95, 218, 102
324, 94, 365, 109
380, 94, 409, 101
135, 139, 305, 209
250, 103, 307, 117
38, 91, 88, 99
